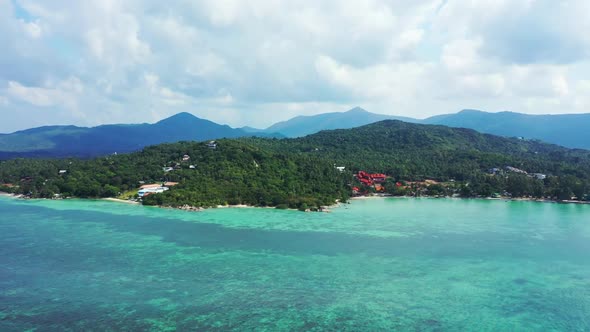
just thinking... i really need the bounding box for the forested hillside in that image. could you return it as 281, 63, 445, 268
264, 107, 417, 137
424, 109, 590, 149
245, 120, 590, 199
1, 120, 589, 207
0, 140, 349, 209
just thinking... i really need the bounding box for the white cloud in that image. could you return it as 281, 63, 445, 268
5, 77, 83, 109
21, 20, 43, 38
143, 73, 190, 106
9, 82, 58, 107
0, 0, 589, 132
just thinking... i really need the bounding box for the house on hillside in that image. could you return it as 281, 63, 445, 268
207, 141, 218, 149
163, 167, 174, 172
182, 154, 190, 161
58, 170, 67, 175
335, 166, 346, 172
532, 173, 547, 180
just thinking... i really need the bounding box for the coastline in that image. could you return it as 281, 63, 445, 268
3, 192, 588, 209
350, 194, 590, 205
168, 202, 339, 213
0, 191, 337, 211
102, 198, 140, 205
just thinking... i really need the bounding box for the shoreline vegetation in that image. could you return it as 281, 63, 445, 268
2, 191, 588, 214
350, 194, 590, 204
2, 121, 590, 209
0, 191, 341, 212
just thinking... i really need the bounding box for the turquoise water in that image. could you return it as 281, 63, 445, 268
1, 197, 590, 331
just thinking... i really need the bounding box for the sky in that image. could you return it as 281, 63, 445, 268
1, 0, 590, 133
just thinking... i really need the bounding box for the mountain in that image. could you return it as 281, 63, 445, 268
4, 107, 590, 160
0, 112, 281, 159
263, 107, 590, 149
3, 119, 589, 205
423, 109, 590, 150
253, 119, 590, 180
264, 107, 418, 137
252, 119, 590, 199
239, 126, 266, 133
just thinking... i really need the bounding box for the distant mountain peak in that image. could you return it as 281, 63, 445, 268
346, 106, 368, 114
157, 112, 199, 124
458, 109, 485, 114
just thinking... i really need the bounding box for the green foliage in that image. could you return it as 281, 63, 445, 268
0, 140, 349, 208
242, 120, 590, 200
1, 120, 590, 206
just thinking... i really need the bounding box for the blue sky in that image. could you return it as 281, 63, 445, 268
1, 0, 590, 132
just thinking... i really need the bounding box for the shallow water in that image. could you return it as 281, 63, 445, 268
1, 197, 589, 331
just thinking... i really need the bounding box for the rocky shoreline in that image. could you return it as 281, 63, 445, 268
167, 202, 339, 213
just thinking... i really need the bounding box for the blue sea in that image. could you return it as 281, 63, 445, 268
1, 196, 590, 331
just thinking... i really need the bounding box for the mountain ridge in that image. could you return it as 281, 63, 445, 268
0, 112, 281, 159
264, 106, 418, 137
2, 118, 589, 205
423, 109, 590, 149
262, 107, 590, 149
2, 107, 590, 159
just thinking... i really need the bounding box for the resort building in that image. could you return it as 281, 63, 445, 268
138, 186, 169, 198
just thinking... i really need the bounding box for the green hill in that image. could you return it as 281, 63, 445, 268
265, 107, 418, 137
277, 120, 590, 178
0, 139, 349, 209
253, 108, 590, 150
424, 109, 590, 150
1, 120, 589, 207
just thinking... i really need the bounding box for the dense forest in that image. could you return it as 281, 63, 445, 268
0, 140, 350, 209
1, 120, 589, 208
244, 121, 590, 200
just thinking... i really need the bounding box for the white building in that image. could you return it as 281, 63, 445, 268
138, 186, 169, 197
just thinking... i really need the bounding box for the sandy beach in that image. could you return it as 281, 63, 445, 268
102, 198, 140, 205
